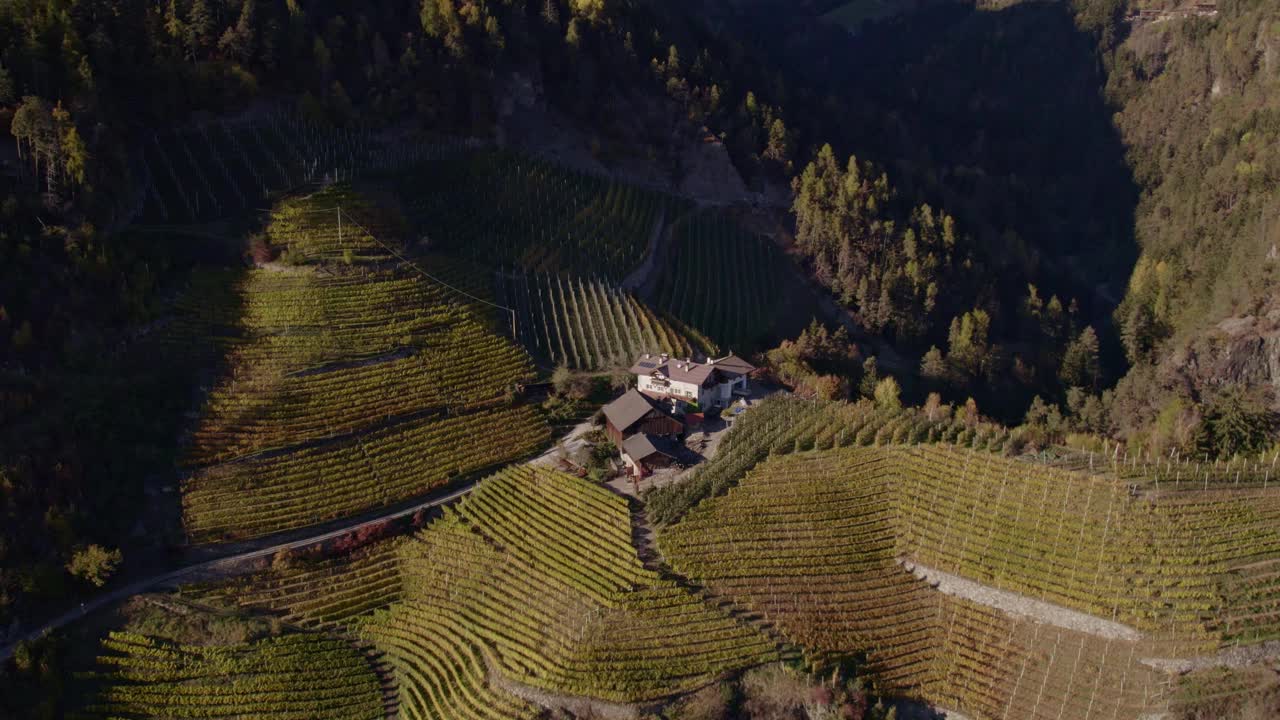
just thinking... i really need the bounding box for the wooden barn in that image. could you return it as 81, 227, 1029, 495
602, 389, 684, 446
621, 433, 680, 477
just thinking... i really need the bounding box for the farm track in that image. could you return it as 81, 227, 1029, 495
482, 648, 660, 720
529, 418, 598, 468
621, 207, 668, 297
0, 481, 477, 664
1141, 639, 1280, 674
900, 559, 1144, 641
1, 407, 590, 663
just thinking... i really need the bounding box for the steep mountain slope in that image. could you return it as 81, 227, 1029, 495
1103, 0, 1280, 450
0, 0, 797, 629
717, 0, 1279, 451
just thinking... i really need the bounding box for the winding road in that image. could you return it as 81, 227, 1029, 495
0, 483, 476, 663
0, 415, 603, 663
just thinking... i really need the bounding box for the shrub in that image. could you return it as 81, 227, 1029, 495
873, 377, 902, 411
66, 545, 121, 588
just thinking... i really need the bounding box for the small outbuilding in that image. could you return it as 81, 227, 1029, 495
621, 433, 680, 477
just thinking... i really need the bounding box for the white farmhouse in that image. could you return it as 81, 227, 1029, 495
628, 352, 756, 409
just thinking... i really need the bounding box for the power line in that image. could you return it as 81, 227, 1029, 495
333, 206, 519, 337
256, 200, 520, 334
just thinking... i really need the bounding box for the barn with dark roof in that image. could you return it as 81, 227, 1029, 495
620, 433, 681, 475
601, 389, 684, 447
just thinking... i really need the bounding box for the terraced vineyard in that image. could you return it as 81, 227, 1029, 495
175, 269, 536, 442
81, 631, 384, 719
924, 597, 1168, 719
1170, 665, 1280, 718
411, 253, 503, 320
654, 211, 788, 352
662, 450, 939, 672
139, 110, 465, 224
362, 603, 544, 720
173, 194, 549, 543
497, 270, 702, 369
659, 449, 1170, 718
356, 465, 783, 719
1050, 444, 1280, 492
659, 439, 1280, 718
645, 394, 1011, 525
265, 184, 407, 264
894, 445, 1280, 653
402, 150, 682, 281
192, 538, 408, 633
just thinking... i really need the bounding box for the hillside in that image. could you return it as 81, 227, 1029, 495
2, 0, 1280, 718
1101, 0, 1280, 452
175, 189, 548, 542
16, 395, 1279, 719
706, 0, 1278, 450
649, 395, 1280, 718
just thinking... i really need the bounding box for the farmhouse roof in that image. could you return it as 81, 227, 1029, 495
603, 389, 665, 431
630, 354, 712, 385
629, 352, 756, 385
622, 433, 680, 462
709, 353, 756, 377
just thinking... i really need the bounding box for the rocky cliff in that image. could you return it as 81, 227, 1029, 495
1174, 311, 1280, 407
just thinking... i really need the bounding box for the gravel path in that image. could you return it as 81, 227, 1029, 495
1142, 639, 1280, 673
529, 418, 597, 468
621, 209, 669, 298
899, 559, 1144, 641
484, 646, 656, 720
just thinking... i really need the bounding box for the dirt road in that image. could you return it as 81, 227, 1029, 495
0, 483, 474, 662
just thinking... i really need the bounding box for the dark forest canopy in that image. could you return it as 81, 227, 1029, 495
714, 0, 1278, 450
0, 0, 822, 637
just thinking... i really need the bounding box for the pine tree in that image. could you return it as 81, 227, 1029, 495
0, 64, 13, 105
763, 117, 790, 167
1059, 326, 1101, 390
187, 0, 216, 53
858, 356, 879, 399
164, 0, 186, 47
420, 0, 443, 37
421, 0, 459, 40
874, 376, 902, 411
1195, 389, 1278, 459
945, 309, 992, 382
565, 17, 582, 48
313, 37, 333, 79
218, 0, 257, 64
62, 124, 88, 188
67, 545, 122, 587
571, 0, 607, 23
11, 96, 55, 185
